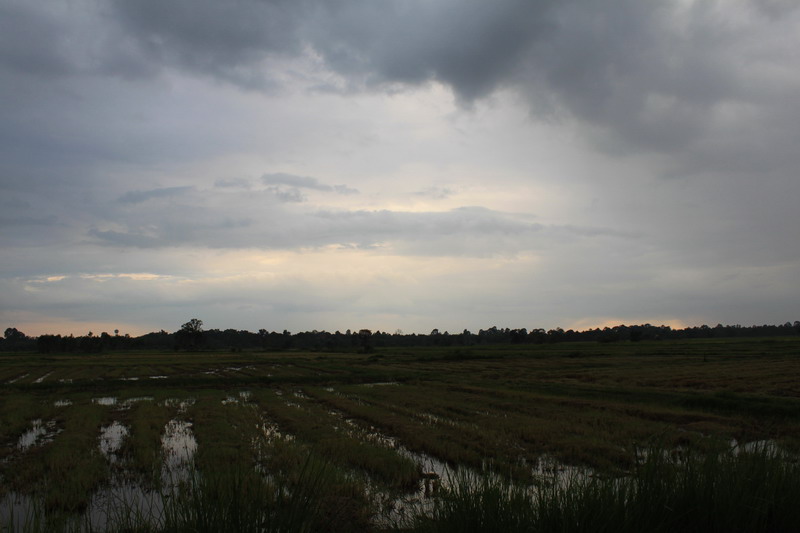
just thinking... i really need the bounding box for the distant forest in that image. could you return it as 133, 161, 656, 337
2, 320, 800, 354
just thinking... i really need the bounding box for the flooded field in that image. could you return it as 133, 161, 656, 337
1, 337, 800, 531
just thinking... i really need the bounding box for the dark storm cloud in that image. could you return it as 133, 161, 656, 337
0, 3, 71, 76
0, 1, 154, 80
107, 0, 552, 97
110, 0, 310, 88
6, 1, 798, 166
102, 0, 800, 165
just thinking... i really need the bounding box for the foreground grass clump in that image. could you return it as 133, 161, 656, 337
408, 446, 800, 533
4, 456, 371, 533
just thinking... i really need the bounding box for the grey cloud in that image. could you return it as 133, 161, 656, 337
118, 186, 194, 204
0, 215, 58, 227
333, 185, 359, 195
110, 0, 310, 88
308, 0, 550, 101
0, 1, 155, 80
262, 173, 329, 190
413, 187, 454, 200
262, 172, 359, 194
89, 190, 633, 256
0, 3, 71, 77
265, 186, 306, 203
108, 0, 551, 100
101, 0, 800, 174
214, 178, 252, 189
88, 229, 163, 248
89, 215, 253, 249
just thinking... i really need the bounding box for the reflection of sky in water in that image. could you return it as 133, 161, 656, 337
16, 419, 59, 450
161, 419, 197, 485
162, 398, 196, 413
99, 421, 129, 460
222, 390, 252, 405
93, 397, 117, 406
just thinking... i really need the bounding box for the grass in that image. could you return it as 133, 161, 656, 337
409, 445, 800, 533
1, 337, 800, 530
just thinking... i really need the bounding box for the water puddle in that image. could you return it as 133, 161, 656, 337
360, 381, 400, 387
373, 449, 456, 528
255, 418, 294, 444
16, 419, 60, 450
528, 455, 591, 488
0, 492, 36, 532
419, 412, 451, 426
3, 417, 203, 532
54, 399, 72, 407
161, 419, 197, 484
87, 482, 165, 531
33, 372, 54, 384
222, 391, 252, 405
92, 396, 153, 409
321, 405, 454, 515
149, 375, 168, 380
93, 397, 118, 406
224, 365, 255, 373
99, 421, 129, 462
161, 398, 196, 414
6, 373, 29, 384
122, 396, 154, 408
730, 438, 780, 455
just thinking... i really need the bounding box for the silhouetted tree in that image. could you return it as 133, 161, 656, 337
176, 318, 204, 350
358, 329, 373, 352
4, 327, 25, 341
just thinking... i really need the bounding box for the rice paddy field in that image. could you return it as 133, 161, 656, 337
2, 337, 800, 532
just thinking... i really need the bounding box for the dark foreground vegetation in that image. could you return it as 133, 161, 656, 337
2, 337, 800, 531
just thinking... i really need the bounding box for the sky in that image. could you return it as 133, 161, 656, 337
2, 0, 799, 337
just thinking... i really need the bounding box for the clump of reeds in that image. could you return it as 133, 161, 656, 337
408, 444, 800, 533
3, 454, 368, 533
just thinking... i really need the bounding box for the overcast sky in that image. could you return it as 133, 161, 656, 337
2, 0, 799, 336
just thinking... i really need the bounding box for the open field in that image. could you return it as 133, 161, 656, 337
2, 337, 800, 531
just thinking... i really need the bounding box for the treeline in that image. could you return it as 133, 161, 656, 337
2, 321, 800, 354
